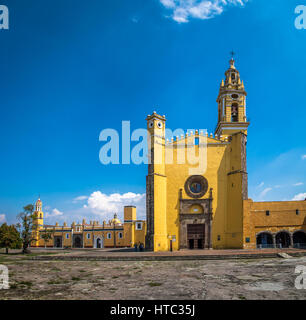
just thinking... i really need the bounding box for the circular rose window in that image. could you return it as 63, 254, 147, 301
184, 175, 208, 198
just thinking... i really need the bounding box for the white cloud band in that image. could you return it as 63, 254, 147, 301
45, 208, 64, 218
159, 0, 248, 23
292, 193, 306, 201
84, 191, 146, 220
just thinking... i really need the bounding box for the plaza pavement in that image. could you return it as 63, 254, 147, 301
28, 247, 306, 261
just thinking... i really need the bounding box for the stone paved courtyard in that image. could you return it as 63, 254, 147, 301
0, 250, 306, 300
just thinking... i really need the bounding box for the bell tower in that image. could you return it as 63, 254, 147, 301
34, 198, 44, 229
32, 197, 44, 247
215, 55, 250, 137
145, 111, 168, 251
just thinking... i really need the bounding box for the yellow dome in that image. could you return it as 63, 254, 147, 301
110, 213, 121, 225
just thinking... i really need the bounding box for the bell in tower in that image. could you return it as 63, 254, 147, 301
215, 54, 250, 138
35, 198, 42, 212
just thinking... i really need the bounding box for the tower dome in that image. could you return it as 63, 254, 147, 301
110, 213, 121, 225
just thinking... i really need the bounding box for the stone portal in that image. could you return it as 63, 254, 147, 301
73, 235, 83, 248
179, 188, 213, 250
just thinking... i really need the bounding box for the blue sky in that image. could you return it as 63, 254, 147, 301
0, 0, 305, 225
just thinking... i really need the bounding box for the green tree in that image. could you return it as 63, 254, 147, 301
41, 228, 53, 248
16, 204, 38, 254
0, 223, 22, 254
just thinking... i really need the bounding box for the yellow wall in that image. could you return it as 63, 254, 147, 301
243, 199, 306, 249
162, 132, 247, 251
164, 136, 227, 250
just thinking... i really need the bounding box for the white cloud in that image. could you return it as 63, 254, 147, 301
257, 182, 264, 188
43, 191, 146, 226
292, 193, 306, 201
131, 16, 140, 23
302, 155, 306, 160
45, 208, 64, 218
293, 182, 304, 187
84, 191, 146, 220
159, 0, 248, 23
160, 0, 176, 8
0, 214, 6, 224
259, 187, 272, 199
73, 195, 88, 203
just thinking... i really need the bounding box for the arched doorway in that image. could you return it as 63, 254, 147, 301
187, 224, 205, 249
256, 232, 273, 248
293, 231, 306, 248
54, 237, 62, 248
73, 235, 82, 248
276, 232, 291, 248
96, 237, 103, 249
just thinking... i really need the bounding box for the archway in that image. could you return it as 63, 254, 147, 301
256, 232, 273, 248
187, 224, 205, 250
54, 237, 62, 248
73, 235, 82, 248
293, 231, 306, 248
96, 237, 103, 249
231, 103, 238, 122
276, 232, 291, 248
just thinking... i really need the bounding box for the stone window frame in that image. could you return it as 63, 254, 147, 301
184, 175, 209, 199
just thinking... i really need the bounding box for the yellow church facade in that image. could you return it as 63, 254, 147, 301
31, 201, 146, 249
145, 58, 306, 252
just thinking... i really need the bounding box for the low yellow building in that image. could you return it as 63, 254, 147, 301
243, 200, 306, 249
145, 57, 306, 251
31, 201, 146, 249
